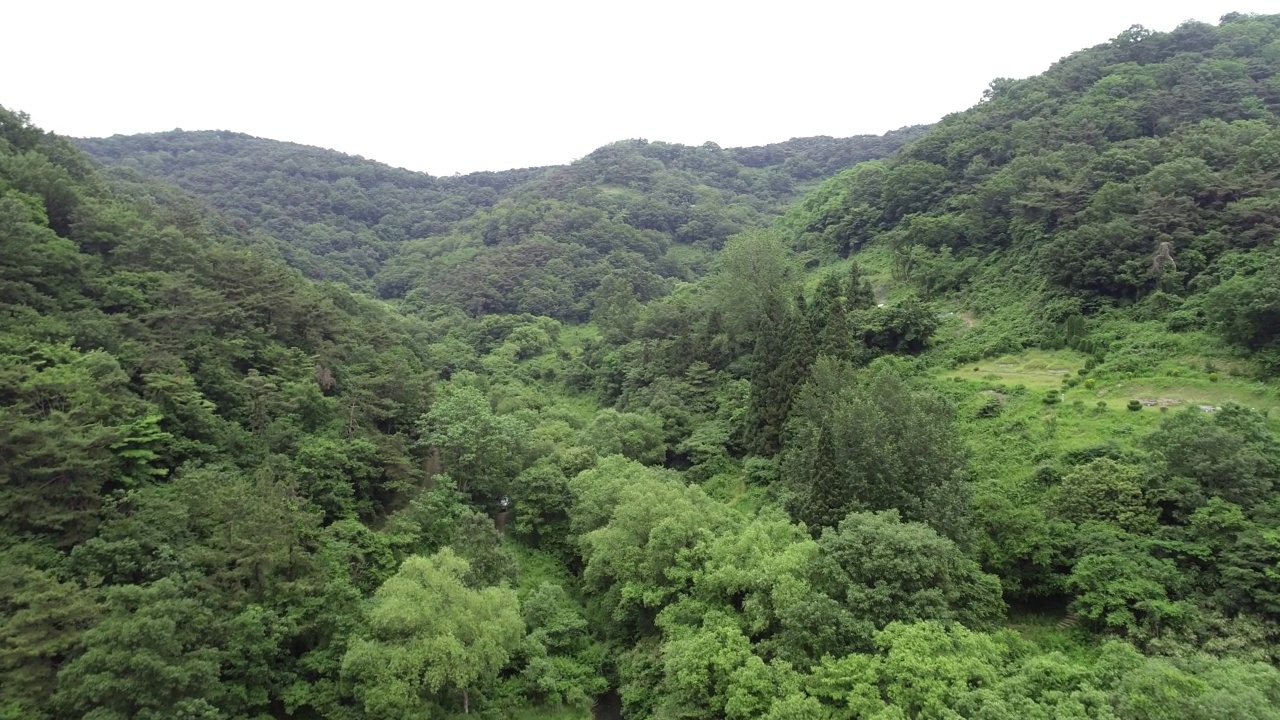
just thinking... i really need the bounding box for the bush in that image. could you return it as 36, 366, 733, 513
1128, 400, 1142, 411
1043, 391, 1061, 405
976, 397, 1004, 418
1096, 401, 1107, 409
1209, 372, 1219, 382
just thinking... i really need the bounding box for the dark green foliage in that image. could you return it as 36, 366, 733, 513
781, 358, 971, 538
1143, 404, 1280, 512
0, 106, 444, 719
1205, 254, 1280, 367
855, 295, 939, 354
10, 14, 1280, 717
80, 129, 919, 317
511, 582, 606, 709
817, 511, 1006, 647
743, 298, 813, 456
783, 14, 1280, 367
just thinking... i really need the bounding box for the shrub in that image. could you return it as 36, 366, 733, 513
976, 397, 1003, 418
1127, 400, 1142, 411
1209, 372, 1219, 382
1084, 378, 1096, 389
1096, 401, 1107, 409
1043, 391, 1061, 405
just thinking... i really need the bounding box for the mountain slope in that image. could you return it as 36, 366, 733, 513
786, 12, 1280, 364
78, 127, 926, 315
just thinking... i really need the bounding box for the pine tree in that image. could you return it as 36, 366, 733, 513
845, 261, 876, 312
743, 298, 789, 455
817, 300, 855, 362
806, 273, 844, 335
744, 298, 816, 456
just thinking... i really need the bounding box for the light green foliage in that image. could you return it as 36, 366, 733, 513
692, 512, 821, 640
655, 610, 755, 718
1068, 529, 1191, 638
513, 582, 606, 709
579, 409, 667, 465
570, 457, 738, 632
418, 381, 528, 502
707, 230, 801, 344
341, 549, 525, 717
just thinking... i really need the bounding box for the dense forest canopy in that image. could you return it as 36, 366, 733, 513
6, 11, 1280, 720
785, 11, 1280, 365
78, 128, 926, 316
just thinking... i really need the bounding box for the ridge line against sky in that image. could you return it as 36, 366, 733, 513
7, 0, 1272, 175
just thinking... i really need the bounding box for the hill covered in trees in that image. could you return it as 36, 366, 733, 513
7, 11, 1280, 720
78, 128, 925, 317
786, 11, 1280, 368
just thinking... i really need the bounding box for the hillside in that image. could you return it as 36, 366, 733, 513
77, 127, 925, 316
7, 11, 1280, 720
786, 11, 1280, 367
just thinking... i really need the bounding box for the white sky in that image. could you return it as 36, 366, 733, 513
4, 1, 1272, 175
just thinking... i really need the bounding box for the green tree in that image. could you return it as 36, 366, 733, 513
0, 562, 100, 720
781, 358, 970, 538
418, 382, 527, 504
707, 230, 800, 345
1050, 458, 1156, 532
744, 299, 814, 456
513, 582, 606, 710
54, 578, 227, 720
1143, 404, 1280, 513
342, 549, 524, 717
817, 511, 1005, 648
844, 261, 876, 311
579, 409, 667, 465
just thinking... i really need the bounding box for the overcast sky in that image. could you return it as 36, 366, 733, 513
5, 1, 1271, 175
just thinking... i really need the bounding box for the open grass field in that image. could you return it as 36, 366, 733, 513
937, 344, 1280, 487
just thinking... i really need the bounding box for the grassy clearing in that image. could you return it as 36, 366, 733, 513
1005, 612, 1097, 659
941, 342, 1280, 486
940, 349, 1088, 390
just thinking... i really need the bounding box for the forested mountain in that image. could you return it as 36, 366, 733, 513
8, 11, 1280, 720
79, 128, 925, 316
786, 11, 1280, 366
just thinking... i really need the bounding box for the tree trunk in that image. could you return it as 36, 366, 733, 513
463, 688, 469, 714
